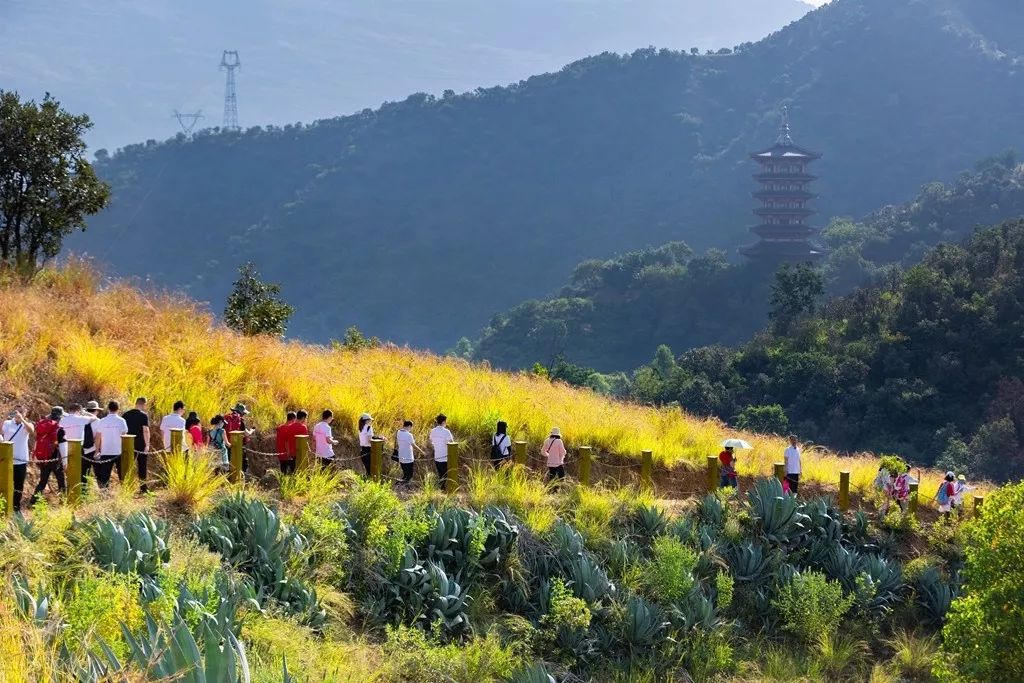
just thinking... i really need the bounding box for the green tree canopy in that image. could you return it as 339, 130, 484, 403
223, 262, 294, 337
0, 91, 110, 277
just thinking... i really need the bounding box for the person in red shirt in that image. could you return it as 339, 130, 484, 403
718, 446, 737, 489
30, 406, 67, 506
275, 410, 310, 474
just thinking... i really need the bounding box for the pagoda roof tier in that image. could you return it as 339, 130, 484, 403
750, 224, 819, 239
753, 172, 817, 181
740, 239, 825, 260
749, 142, 821, 161
753, 190, 818, 200
753, 207, 815, 217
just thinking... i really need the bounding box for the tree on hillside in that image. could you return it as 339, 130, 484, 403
0, 91, 110, 277
224, 262, 294, 337
769, 264, 824, 334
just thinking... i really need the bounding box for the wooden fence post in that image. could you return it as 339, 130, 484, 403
578, 446, 593, 486
513, 440, 527, 467
170, 428, 184, 457
908, 481, 919, 516
66, 439, 83, 505
447, 442, 461, 494
0, 442, 13, 516
974, 495, 984, 516
706, 455, 719, 493
120, 434, 137, 491
228, 431, 244, 484
370, 437, 384, 482
839, 471, 850, 512
640, 450, 653, 490
773, 462, 785, 482
295, 434, 311, 473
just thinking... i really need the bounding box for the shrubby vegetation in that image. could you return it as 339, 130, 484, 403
0, 464, 984, 681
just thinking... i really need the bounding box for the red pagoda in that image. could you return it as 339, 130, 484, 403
741, 107, 824, 262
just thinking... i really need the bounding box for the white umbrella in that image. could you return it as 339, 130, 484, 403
721, 438, 753, 450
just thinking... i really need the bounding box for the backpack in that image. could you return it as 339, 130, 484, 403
222, 412, 245, 442
490, 433, 508, 460
936, 482, 951, 505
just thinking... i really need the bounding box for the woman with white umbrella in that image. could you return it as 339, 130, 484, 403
719, 438, 752, 488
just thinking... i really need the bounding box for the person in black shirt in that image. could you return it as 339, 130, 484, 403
122, 397, 151, 493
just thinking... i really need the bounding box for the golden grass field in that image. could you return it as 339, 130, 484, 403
0, 261, 984, 506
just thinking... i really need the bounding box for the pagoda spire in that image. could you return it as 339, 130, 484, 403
777, 105, 793, 146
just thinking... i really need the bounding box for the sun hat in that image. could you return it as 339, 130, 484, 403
49, 406, 64, 420
957, 474, 966, 481
360, 413, 373, 421
550, 427, 561, 437
84, 400, 100, 412
232, 403, 250, 415
946, 471, 955, 479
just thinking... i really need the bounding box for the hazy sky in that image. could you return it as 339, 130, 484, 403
2, 0, 819, 151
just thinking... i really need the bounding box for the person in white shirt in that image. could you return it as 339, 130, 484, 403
1, 405, 35, 512
429, 413, 455, 487
784, 434, 802, 495
160, 400, 188, 453
59, 403, 98, 464
313, 410, 339, 463
93, 400, 129, 488
358, 413, 375, 474
491, 420, 511, 468
395, 420, 426, 485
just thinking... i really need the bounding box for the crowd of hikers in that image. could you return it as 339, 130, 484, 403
1, 398, 974, 517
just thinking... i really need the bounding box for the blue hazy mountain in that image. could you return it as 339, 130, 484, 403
1, 0, 813, 151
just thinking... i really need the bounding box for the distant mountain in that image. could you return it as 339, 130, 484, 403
66, 0, 1024, 350
1, 0, 812, 152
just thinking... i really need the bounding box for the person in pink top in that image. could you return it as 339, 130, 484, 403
542, 427, 568, 482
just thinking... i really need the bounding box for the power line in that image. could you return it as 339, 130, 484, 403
220, 50, 241, 131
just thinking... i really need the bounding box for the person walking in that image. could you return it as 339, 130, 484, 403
1, 406, 35, 512
395, 420, 426, 485
81, 401, 102, 484
223, 403, 254, 472
208, 415, 229, 470
953, 474, 975, 517
160, 401, 187, 452
783, 435, 802, 495
892, 465, 912, 513
93, 401, 129, 488
542, 427, 568, 482
718, 446, 738, 489
429, 414, 454, 487
313, 410, 339, 466
276, 411, 298, 473
358, 413, 375, 474
123, 397, 151, 492
491, 421, 512, 468
60, 402, 99, 484
29, 407, 67, 506
936, 471, 957, 522
185, 412, 203, 451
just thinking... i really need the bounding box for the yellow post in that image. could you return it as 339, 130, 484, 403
838, 471, 850, 512
908, 482, 919, 516
370, 437, 384, 481
229, 431, 244, 484
170, 428, 184, 457
974, 495, 984, 516
513, 440, 527, 467
577, 446, 593, 486
66, 439, 83, 505
120, 434, 137, 491
295, 434, 311, 473
0, 442, 13, 516
641, 450, 653, 490
446, 442, 461, 494
706, 455, 719, 492
773, 462, 785, 482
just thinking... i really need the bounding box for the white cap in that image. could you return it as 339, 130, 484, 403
360, 413, 373, 421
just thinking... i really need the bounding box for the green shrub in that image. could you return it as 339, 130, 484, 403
714, 572, 734, 610
380, 625, 524, 682
771, 570, 854, 644
62, 571, 144, 661
542, 578, 592, 631
643, 535, 697, 603
940, 481, 1024, 682
292, 502, 351, 586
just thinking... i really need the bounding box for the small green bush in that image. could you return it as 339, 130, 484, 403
62, 571, 145, 661
543, 578, 592, 631
771, 570, 854, 644
643, 535, 697, 604
380, 625, 524, 683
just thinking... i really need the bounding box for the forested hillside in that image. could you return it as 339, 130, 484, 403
70, 0, 1024, 349
477, 154, 1024, 370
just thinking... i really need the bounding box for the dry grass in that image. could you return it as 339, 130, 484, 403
0, 261, 988, 506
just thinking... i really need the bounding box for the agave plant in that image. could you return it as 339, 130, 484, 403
667, 586, 723, 633
855, 554, 905, 620
426, 561, 471, 636
632, 504, 668, 542
746, 478, 811, 546
728, 540, 775, 588
479, 506, 519, 570
563, 554, 615, 606
913, 566, 957, 626
696, 494, 726, 528
11, 574, 51, 626
87, 511, 170, 578
622, 595, 668, 652
509, 662, 558, 683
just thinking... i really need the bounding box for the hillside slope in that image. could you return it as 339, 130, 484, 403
68, 0, 1024, 351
